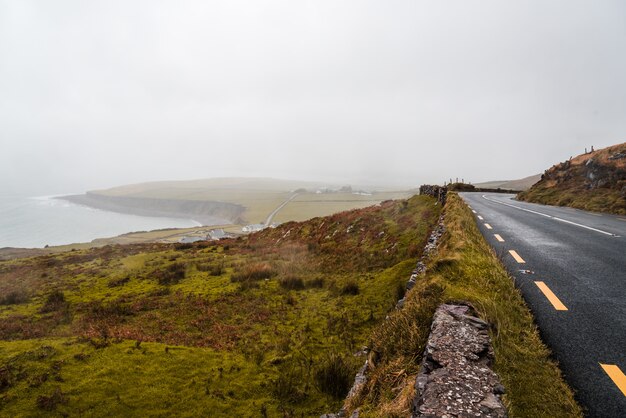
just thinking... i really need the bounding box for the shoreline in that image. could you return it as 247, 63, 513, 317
59, 193, 245, 226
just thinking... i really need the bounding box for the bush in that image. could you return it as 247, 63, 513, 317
0, 290, 29, 306
279, 275, 305, 290
314, 353, 353, 399
231, 262, 275, 283
36, 387, 68, 411
39, 290, 67, 313
155, 263, 187, 285
340, 280, 360, 296
196, 262, 224, 276
306, 277, 325, 289
272, 364, 308, 403
107, 276, 130, 288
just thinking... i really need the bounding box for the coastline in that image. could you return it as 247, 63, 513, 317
59, 193, 245, 226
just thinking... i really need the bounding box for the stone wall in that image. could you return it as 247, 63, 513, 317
412, 304, 507, 417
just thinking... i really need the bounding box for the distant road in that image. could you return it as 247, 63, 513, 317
460, 193, 626, 418
264, 193, 299, 226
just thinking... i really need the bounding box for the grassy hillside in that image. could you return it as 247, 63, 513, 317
475, 174, 541, 191
0, 196, 439, 417
518, 143, 626, 214
354, 194, 582, 417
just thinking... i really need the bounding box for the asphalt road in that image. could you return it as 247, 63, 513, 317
264, 193, 299, 226
459, 192, 626, 418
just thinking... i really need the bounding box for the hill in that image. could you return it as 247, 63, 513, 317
517, 143, 626, 214
61, 177, 411, 226
474, 174, 541, 191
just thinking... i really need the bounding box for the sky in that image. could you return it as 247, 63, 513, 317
1, 0, 625, 195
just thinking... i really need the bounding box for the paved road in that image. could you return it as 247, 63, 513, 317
264, 193, 299, 226
459, 193, 626, 418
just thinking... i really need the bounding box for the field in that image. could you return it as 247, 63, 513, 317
0, 195, 439, 416
86, 177, 412, 225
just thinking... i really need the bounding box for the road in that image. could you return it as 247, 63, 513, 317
264, 193, 299, 226
459, 192, 626, 418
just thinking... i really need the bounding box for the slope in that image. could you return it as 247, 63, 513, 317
517, 142, 626, 214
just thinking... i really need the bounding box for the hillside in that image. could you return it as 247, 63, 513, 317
518, 143, 626, 214
61, 177, 411, 226
0, 195, 440, 416
474, 174, 541, 191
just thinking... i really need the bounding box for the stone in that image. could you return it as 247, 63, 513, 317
412, 304, 507, 417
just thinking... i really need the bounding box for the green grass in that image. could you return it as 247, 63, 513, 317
356, 193, 583, 417
0, 338, 272, 417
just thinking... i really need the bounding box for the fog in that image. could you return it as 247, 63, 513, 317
1, 0, 625, 195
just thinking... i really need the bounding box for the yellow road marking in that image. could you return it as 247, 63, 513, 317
484, 223, 493, 229
494, 234, 504, 242
509, 250, 525, 263
600, 364, 626, 396
534, 281, 568, 310
477, 215, 484, 220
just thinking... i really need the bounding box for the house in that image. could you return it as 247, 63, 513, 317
208, 228, 230, 240
242, 224, 265, 233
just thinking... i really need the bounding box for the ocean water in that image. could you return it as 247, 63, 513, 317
0, 195, 200, 248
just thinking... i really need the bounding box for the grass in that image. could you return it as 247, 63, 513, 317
355, 193, 583, 418
0, 338, 274, 417
0, 195, 441, 416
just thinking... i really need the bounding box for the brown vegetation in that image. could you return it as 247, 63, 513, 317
518, 142, 626, 214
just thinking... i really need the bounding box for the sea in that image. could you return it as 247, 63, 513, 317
0, 195, 200, 249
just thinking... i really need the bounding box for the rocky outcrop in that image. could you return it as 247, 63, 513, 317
412, 304, 507, 418
518, 142, 626, 214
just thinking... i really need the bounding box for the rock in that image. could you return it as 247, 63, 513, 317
412, 303, 508, 417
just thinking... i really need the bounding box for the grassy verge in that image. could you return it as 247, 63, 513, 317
356, 193, 583, 417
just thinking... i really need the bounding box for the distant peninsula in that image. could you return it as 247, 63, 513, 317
59, 193, 245, 226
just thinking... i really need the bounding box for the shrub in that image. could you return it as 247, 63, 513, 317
305, 277, 325, 289
107, 276, 130, 288
231, 262, 275, 283
155, 263, 187, 285
272, 364, 308, 403
36, 387, 68, 411
279, 275, 305, 290
175, 243, 194, 250
40, 290, 68, 313
314, 353, 353, 399
396, 281, 406, 301
340, 280, 360, 296
196, 262, 223, 276
0, 290, 29, 305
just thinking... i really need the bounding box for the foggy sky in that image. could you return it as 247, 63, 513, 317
1, 0, 625, 194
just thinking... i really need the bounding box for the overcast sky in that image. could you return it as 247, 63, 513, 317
1, 0, 625, 194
